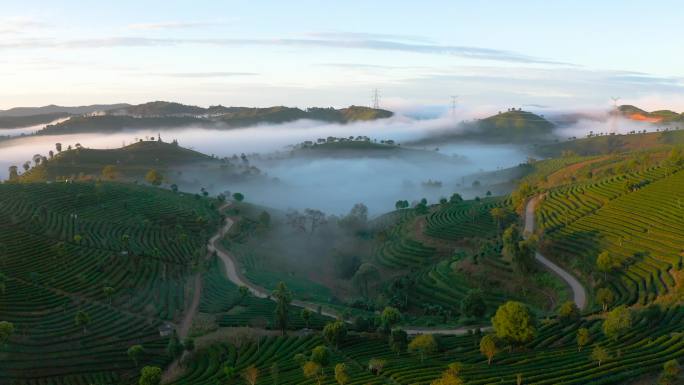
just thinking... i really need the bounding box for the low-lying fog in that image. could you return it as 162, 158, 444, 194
0, 113, 662, 215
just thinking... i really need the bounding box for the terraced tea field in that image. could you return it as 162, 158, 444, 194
537, 165, 684, 307
0, 182, 219, 384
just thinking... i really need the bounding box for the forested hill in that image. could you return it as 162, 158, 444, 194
38, 102, 394, 135
411, 109, 556, 145
13, 140, 216, 182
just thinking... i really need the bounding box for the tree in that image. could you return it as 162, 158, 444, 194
479, 334, 497, 365
310, 345, 330, 366
389, 329, 408, 355
408, 334, 438, 362
242, 365, 259, 385
103, 286, 115, 304
303, 361, 324, 385
461, 289, 486, 319
166, 330, 184, 359
591, 345, 610, 367
323, 320, 347, 348
596, 251, 620, 280
352, 263, 380, 298
258, 210, 271, 228
334, 363, 350, 385
557, 301, 580, 324
8, 166, 18, 181
491, 301, 536, 351
272, 281, 292, 335
301, 308, 312, 329
0, 321, 14, 346
431, 363, 465, 385
238, 285, 250, 303
127, 344, 144, 367
145, 169, 163, 186
596, 287, 615, 312
304, 208, 326, 234
490, 207, 508, 233
232, 192, 244, 202
138, 366, 161, 385
449, 193, 463, 204
660, 359, 680, 385
502, 224, 522, 259
395, 200, 409, 210
74, 310, 91, 334
368, 358, 387, 375
55, 143, 62, 153
101, 165, 119, 180
380, 306, 401, 332
602, 305, 632, 342
576, 328, 590, 352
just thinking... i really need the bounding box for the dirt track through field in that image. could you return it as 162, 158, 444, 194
524, 196, 587, 309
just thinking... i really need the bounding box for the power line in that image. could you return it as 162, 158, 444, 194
450, 95, 458, 116
372, 89, 380, 109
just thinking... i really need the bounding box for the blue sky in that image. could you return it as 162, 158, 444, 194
1, 0, 683, 112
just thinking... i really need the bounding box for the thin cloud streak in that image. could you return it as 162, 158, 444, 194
0, 36, 572, 65
126, 21, 228, 30
152, 72, 259, 78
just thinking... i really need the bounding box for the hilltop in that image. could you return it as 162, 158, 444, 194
618, 104, 683, 123
473, 109, 555, 141
411, 108, 556, 145
11, 139, 262, 186
37, 102, 393, 134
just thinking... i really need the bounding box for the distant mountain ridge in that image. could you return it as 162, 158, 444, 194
37, 101, 393, 135
0, 103, 130, 117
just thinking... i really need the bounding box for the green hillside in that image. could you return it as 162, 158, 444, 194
473, 110, 555, 142
16, 140, 214, 182
0, 181, 220, 384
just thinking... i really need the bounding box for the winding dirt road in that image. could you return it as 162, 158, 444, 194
524, 196, 587, 310
203, 196, 587, 339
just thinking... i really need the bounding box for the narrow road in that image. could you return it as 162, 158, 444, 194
205, 196, 588, 338
211, 213, 487, 335
524, 196, 587, 310
162, 203, 230, 383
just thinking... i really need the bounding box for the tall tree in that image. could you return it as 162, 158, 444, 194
74, 310, 91, 335
127, 344, 145, 367
408, 334, 438, 362
576, 328, 590, 352
352, 263, 380, 298
272, 281, 292, 335
334, 363, 350, 385
491, 301, 536, 351
479, 334, 497, 365
596, 288, 615, 312
602, 305, 632, 342
138, 366, 161, 385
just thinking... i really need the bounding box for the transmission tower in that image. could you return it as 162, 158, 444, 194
450, 95, 458, 116
372, 89, 380, 109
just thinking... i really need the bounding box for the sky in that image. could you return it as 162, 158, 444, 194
1, 0, 683, 112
